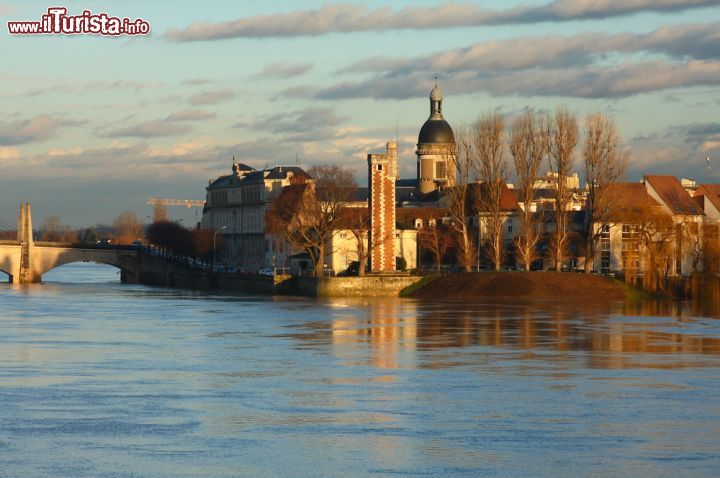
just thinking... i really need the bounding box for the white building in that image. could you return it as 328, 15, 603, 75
201, 159, 310, 269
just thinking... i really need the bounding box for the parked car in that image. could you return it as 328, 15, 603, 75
258, 267, 275, 276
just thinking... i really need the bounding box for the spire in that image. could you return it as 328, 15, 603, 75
232, 155, 238, 173
429, 76, 443, 119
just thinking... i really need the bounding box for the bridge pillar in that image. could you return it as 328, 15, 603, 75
17, 203, 39, 283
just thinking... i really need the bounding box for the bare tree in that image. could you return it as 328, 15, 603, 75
583, 113, 626, 273
446, 127, 476, 271
266, 166, 356, 277
40, 215, 63, 241
509, 111, 548, 270
418, 220, 455, 273
113, 211, 143, 244
474, 111, 507, 271
614, 195, 674, 291
547, 107, 579, 270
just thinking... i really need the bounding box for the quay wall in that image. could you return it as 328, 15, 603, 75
136, 254, 421, 297
276, 275, 420, 297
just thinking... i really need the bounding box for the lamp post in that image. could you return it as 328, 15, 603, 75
213, 226, 226, 271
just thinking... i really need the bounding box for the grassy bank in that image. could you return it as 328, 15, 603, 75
404, 271, 626, 300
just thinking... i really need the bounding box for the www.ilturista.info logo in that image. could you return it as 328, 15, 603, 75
8, 7, 150, 36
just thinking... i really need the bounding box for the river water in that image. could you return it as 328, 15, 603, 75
1, 263, 719, 477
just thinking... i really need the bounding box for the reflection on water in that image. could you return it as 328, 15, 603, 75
1, 264, 720, 477
317, 299, 720, 371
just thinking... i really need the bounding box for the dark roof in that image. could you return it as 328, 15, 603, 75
350, 187, 369, 202
208, 174, 234, 188
645, 175, 703, 216
317, 187, 368, 203
209, 165, 309, 189
396, 178, 417, 188
418, 118, 455, 144
234, 162, 254, 171
267, 166, 309, 180
243, 166, 311, 184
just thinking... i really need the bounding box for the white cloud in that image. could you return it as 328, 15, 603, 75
258, 62, 314, 79
0, 115, 85, 145
188, 89, 235, 105
164, 1, 718, 41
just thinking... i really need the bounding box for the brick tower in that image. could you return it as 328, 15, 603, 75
367, 141, 397, 272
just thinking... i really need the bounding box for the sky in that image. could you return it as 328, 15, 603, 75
1, 0, 720, 227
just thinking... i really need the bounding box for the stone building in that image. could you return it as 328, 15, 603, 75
201, 159, 309, 269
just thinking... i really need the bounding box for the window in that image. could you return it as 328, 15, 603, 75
621, 224, 640, 273
415, 219, 423, 229
600, 224, 611, 273
377, 164, 383, 171
435, 161, 446, 179
428, 218, 436, 227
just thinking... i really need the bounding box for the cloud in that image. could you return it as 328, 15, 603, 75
164, 1, 717, 41
104, 120, 192, 138
343, 21, 720, 74
686, 123, 720, 137
277, 85, 319, 99
25, 80, 159, 97
626, 121, 720, 179
0, 115, 85, 145
0, 146, 21, 161
181, 78, 214, 86
188, 89, 235, 105
258, 62, 313, 79
250, 107, 348, 142
165, 109, 217, 122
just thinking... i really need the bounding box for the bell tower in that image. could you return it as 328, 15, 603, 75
367, 141, 397, 272
416, 79, 455, 195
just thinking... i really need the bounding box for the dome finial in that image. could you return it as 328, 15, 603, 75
429, 77, 443, 118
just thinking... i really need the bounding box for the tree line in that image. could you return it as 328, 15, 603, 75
267, 107, 628, 277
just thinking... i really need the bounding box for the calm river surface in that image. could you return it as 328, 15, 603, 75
1, 263, 720, 477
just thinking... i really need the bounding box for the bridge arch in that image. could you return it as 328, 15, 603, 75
32, 246, 140, 283
0, 243, 21, 283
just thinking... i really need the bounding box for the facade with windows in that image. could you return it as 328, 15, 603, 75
201, 160, 310, 270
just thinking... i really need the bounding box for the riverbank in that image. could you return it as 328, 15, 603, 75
402, 271, 625, 300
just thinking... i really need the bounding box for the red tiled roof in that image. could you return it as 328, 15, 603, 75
645, 175, 703, 216
695, 184, 720, 214
468, 182, 522, 213
604, 182, 664, 220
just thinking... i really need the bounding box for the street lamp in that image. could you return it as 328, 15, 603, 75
213, 226, 226, 270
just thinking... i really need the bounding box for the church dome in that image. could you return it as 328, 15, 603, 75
418, 118, 455, 144
418, 79, 454, 144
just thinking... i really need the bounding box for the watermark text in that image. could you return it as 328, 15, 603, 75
8, 7, 150, 36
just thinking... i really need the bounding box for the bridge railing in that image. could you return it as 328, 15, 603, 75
33, 242, 142, 251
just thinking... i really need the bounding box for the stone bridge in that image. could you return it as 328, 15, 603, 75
0, 204, 140, 284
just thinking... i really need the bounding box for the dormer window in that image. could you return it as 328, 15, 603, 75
415, 219, 423, 229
